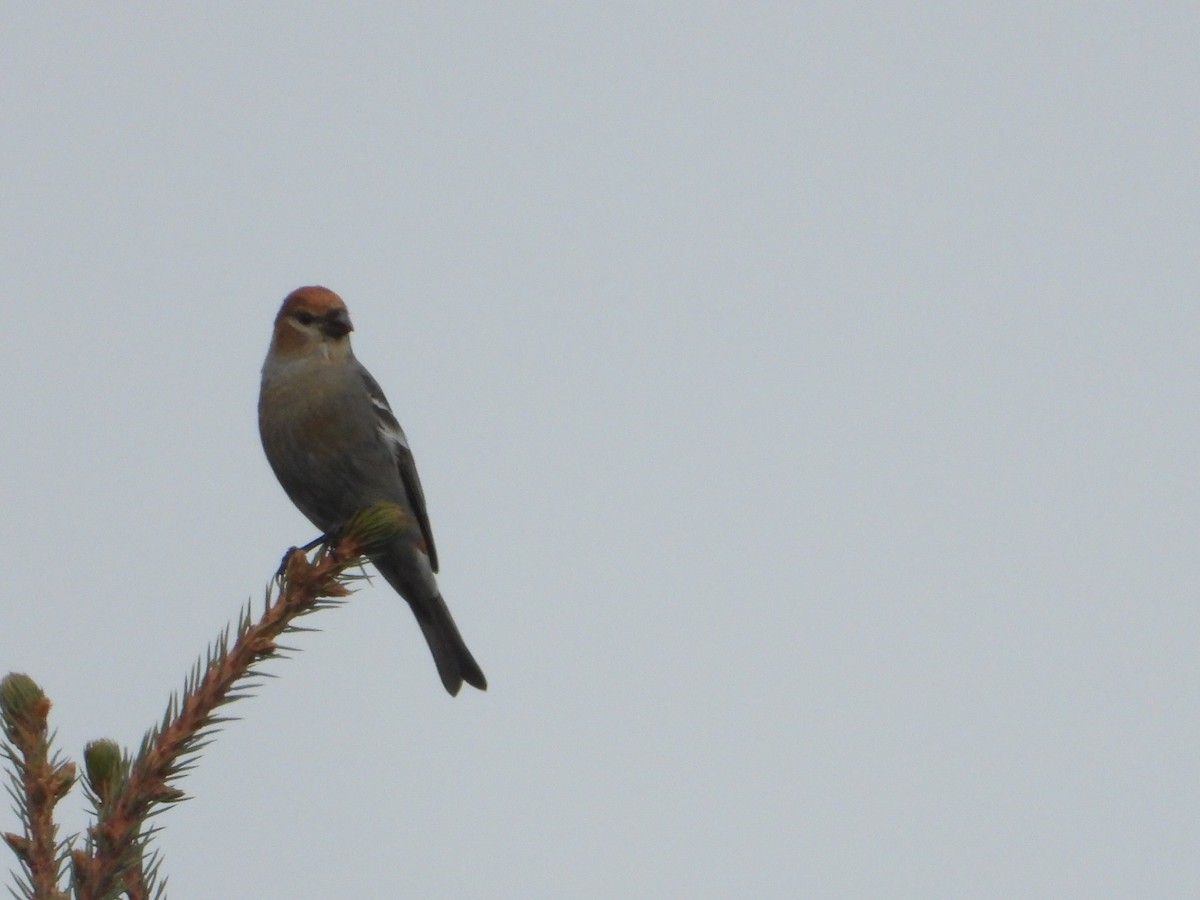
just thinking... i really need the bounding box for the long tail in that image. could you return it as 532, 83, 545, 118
412, 593, 488, 696
372, 553, 487, 695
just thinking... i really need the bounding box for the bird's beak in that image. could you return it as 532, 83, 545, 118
321, 308, 354, 338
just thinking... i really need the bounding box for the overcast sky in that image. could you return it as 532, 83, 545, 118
1, 4, 1196, 897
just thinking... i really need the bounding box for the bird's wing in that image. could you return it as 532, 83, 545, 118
358, 366, 440, 572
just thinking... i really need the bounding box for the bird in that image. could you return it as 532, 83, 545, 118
258, 285, 486, 695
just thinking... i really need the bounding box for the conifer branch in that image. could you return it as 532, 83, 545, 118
73, 521, 382, 899
3, 502, 408, 898
1, 674, 74, 900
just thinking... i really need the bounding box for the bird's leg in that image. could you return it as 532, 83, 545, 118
299, 533, 328, 552
274, 534, 330, 579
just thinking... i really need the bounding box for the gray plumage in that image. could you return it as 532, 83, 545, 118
259, 286, 486, 695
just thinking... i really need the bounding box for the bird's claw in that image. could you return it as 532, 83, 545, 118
274, 535, 329, 579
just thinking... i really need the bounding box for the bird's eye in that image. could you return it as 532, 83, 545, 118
293, 311, 317, 326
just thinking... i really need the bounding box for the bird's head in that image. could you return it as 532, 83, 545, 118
271, 286, 355, 359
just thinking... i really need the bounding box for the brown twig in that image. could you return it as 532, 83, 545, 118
72, 534, 367, 900
1, 675, 74, 900
122, 866, 150, 900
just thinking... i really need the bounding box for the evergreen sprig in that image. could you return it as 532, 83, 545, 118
2, 501, 406, 899
1, 673, 74, 900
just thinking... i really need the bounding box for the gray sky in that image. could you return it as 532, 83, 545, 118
1, 4, 1196, 897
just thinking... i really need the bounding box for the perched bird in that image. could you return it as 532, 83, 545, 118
258, 286, 486, 695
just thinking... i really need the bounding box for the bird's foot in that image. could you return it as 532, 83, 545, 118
274, 534, 330, 579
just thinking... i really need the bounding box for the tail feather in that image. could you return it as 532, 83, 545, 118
373, 553, 487, 695
414, 594, 488, 696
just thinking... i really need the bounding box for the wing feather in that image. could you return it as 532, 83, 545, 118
359, 367, 440, 572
